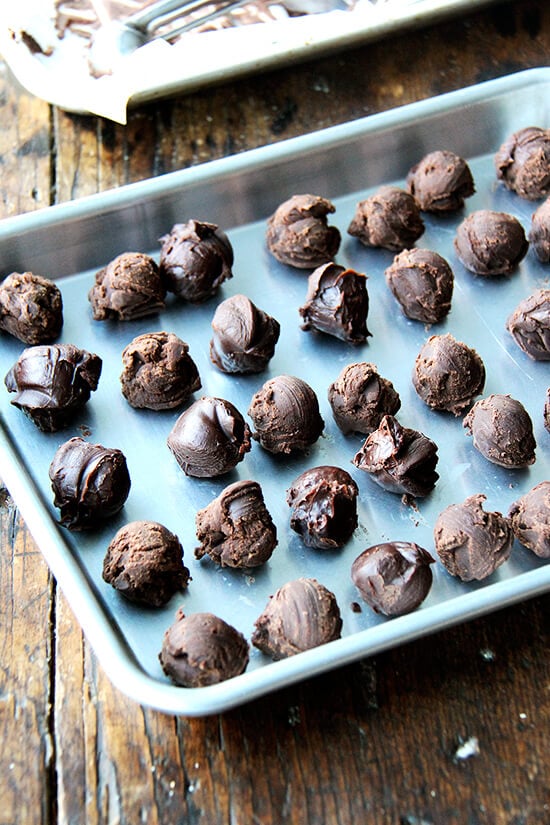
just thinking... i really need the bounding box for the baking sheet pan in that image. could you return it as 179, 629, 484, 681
0, 68, 549, 716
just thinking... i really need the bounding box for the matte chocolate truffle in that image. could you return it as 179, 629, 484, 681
251, 577, 342, 660
266, 193, 341, 269
506, 288, 550, 360
88, 252, 165, 320
4, 343, 102, 432
248, 374, 324, 454
494, 126, 550, 200
159, 219, 234, 302
327, 362, 401, 435
509, 481, 550, 559
120, 331, 201, 410
347, 186, 424, 252
299, 262, 371, 344
209, 293, 280, 374
412, 333, 485, 415
529, 197, 550, 262
463, 394, 536, 468
159, 610, 249, 687
286, 465, 358, 549
385, 248, 454, 324
103, 520, 190, 607
353, 414, 439, 497
454, 210, 528, 276
167, 395, 251, 477
434, 493, 513, 581
406, 149, 475, 212
0, 271, 63, 344
195, 479, 277, 568
49, 437, 131, 530
351, 541, 434, 616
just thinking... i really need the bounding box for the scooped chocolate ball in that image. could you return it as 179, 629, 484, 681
434, 493, 513, 581
0, 271, 63, 344
347, 185, 424, 252
406, 149, 475, 212
159, 610, 249, 688
195, 479, 277, 568
385, 248, 454, 324
351, 541, 434, 616
529, 197, 550, 262
328, 362, 401, 435
266, 193, 341, 269
102, 520, 190, 607
209, 294, 280, 374
159, 219, 234, 302
494, 126, 550, 200
412, 333, 485, 415
248, 374, 324, 454
299, 262, 371, 344
286, 465, 358, 549
454, 210, 528, 276
506, 288, 550, 361
4, 343, 102, 432
509, 481, 550, 559
251, 577, 342, 660
88, 252, 165, 320
464, 394, 536, 468
49, 437, 131, 530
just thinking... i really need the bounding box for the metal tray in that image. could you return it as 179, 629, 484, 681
1, 68, 549, 716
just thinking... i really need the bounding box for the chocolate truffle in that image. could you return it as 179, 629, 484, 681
506, 288, 550, 361
454, 210, 528, 276
49, 437, 131, 530
248, 374, 324, 454
251, 577, 342, 660
266, 193, 341, 269
286, 465, 358, 549
434, 493, 513, 581
384, 248, 454, 324
88, 252, 165, 320
209, 294, 280, 374
353, 414, 439, 498
195, 479, 277, 568
299, 262, 371, 344
412, 333, 485, 415
494, 126, 550, 200
406, 149, 475, 212
159, 219, 234, 302
509, 481, 550, 559
0, 271, 63, 344
120, 331, 201, 410
351, 541, 434, 616
463, 394, 536, 468
167, 395, 251, 477
347, 186, 424, 252
159, 610, 249, 687
529, 197, 550, 262
4, 343, 102, 432
327, 362, 401, 435
102, 520, 190, 607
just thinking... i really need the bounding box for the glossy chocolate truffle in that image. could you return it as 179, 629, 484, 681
4, 343, 102, 432
167, 396, 251, 477
506, 289, 550, 360
88, 252, 165, 320
159, 610, 249, 687
299, 262, 371, 344
0, 271, 63, 344
494, 126, 550, 200
327, 362, 401, 435
529, 197, 550, 262
159, 219, 234, 302
463, 394, 536, 468
49, 437, 131, 530
351, 541, 434, 616
454, 210, 528, 276
353, 414, 439, 497
347, 186, 424, 252
209, 294, 280, 374
195, 479, 277, 568
286, 465, 358, 549
434, 493, 513, 581
509, 481, 550, 559
266, 193, 341, 269
412, 333, 485, 415
385, 248, 454, 324
120, 331, 201, 410
103, 520, 190, 607
406, 149, 475, 212
248, 374, 324, 454
251, 577, 342, 660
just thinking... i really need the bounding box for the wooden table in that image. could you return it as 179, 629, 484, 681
1, 2, 549, 822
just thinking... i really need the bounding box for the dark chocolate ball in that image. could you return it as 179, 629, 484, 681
328, 362, 401, 436
385, 248, 454, 324
286, 465, 358, 549
463, 394, 536, 468
266, 193, 341, 269
248, 374, 324, 454
506, 288, 550, 361
209, 294, 280, 374
351, 541, 434, 616
454, 210, 528, 276
347, 185, 424, 252
406, 149, 475, 212
412, 333, 485, 415
299, 262, 371, 344
159, 219, 234, 302
494, 126, 550, 200
88, 252, 165, 320
0, 271, 63, 344
529, 197, 550, 262
509, 481, 550, 559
